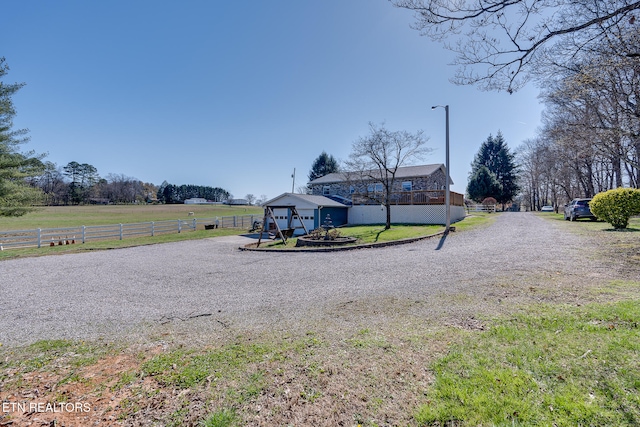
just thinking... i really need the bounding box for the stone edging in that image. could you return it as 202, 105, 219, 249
238, 230, 448, 253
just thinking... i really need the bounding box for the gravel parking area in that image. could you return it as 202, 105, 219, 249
0, 212, 619, 347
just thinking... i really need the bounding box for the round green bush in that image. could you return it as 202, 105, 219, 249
589, 188, 640, 229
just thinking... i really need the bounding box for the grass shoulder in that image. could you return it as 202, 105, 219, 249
537, 213, 640, 269
3, 296, 638, 426
415, 299, 640, 426
0, 228, 246, 261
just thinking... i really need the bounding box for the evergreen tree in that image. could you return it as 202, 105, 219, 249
467, 131, 519, 208
0, 57, 44, 215
308, 151, 339, 182
467, 166, 502, 203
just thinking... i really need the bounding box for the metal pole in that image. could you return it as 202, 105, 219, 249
445, 105, 451, 231
291, 168, 296, 193
432, 104, 451, 231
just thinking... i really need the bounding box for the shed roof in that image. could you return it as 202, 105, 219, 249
263, 193, 349, 208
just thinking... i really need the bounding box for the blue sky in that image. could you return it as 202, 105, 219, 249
3, 0, 543, 200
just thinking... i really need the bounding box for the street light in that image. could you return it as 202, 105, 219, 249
431, 105, 451, 231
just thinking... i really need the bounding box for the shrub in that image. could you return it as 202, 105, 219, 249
589, 188, 640, 229
481, 197, 497, 206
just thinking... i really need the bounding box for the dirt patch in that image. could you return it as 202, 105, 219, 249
1, 352, 143, 426
1, 330, 450, 427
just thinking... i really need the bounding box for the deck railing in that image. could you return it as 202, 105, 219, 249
351, 190, 464, 206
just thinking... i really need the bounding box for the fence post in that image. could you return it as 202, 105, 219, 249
82, 225, 86, 244
178, 219, 182, 233
119, 224, 123, 240
37, 228, 42, 248
233, 216, 237, 227
151, 221, 155, 237
193, 218, 197, 230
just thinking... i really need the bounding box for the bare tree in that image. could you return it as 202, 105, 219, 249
245, 194, 256, 205
392, 0, 640, 92
344, 122, 431, 229
256, 194, 268, 205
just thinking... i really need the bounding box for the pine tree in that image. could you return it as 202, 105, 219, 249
467, 131, 519, 208
308, 152, 339, 182
0, 57, 44, 215
467, 166, 502, 203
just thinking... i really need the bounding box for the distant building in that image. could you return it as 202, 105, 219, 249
184, 198, 208, 204
227, 199, 249, 206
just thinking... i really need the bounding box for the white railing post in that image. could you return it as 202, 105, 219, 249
119, 224, 123, 240
37, 228, 42, 248
82, 225, 86, 243
151, 221, 155, 237
178, 219, 182, 233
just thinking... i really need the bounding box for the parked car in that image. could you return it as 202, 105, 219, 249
564, 198, 597, 221
541, 205, 554, 212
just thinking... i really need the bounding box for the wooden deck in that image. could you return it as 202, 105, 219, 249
351, 190, 464, 206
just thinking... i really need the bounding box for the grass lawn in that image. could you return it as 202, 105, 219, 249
0, 204, 263, 230
415, 299, 640, 426
263, 224, 445, 249
262, 212, 496, 249
537, 212, 640, 268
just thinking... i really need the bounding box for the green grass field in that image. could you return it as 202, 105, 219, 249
0, 204, 263, 230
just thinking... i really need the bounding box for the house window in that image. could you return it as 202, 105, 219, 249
402, 181, 412, 191
367, 182, 384, 193
323, 185, 331, 195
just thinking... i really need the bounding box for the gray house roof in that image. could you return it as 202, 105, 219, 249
308, 163, 451, 185
262, 193, 349, 208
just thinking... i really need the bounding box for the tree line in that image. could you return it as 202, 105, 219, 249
156, 181, 230, 204
515, 12, 639, 210
395, 0, 640, 211
29, 161, 158, 205
29, 161, 233, 206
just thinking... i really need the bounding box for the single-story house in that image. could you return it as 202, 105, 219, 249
262, 193, 349, 236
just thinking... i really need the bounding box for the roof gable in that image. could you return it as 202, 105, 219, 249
263, 193, 349, 208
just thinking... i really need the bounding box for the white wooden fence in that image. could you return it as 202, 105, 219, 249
465, 204, 496, 213
0, 215, 260, 250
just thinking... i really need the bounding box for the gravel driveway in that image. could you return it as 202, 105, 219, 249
0, 212, 617, 347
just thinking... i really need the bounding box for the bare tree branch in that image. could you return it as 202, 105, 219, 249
392, 0, 640, 92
